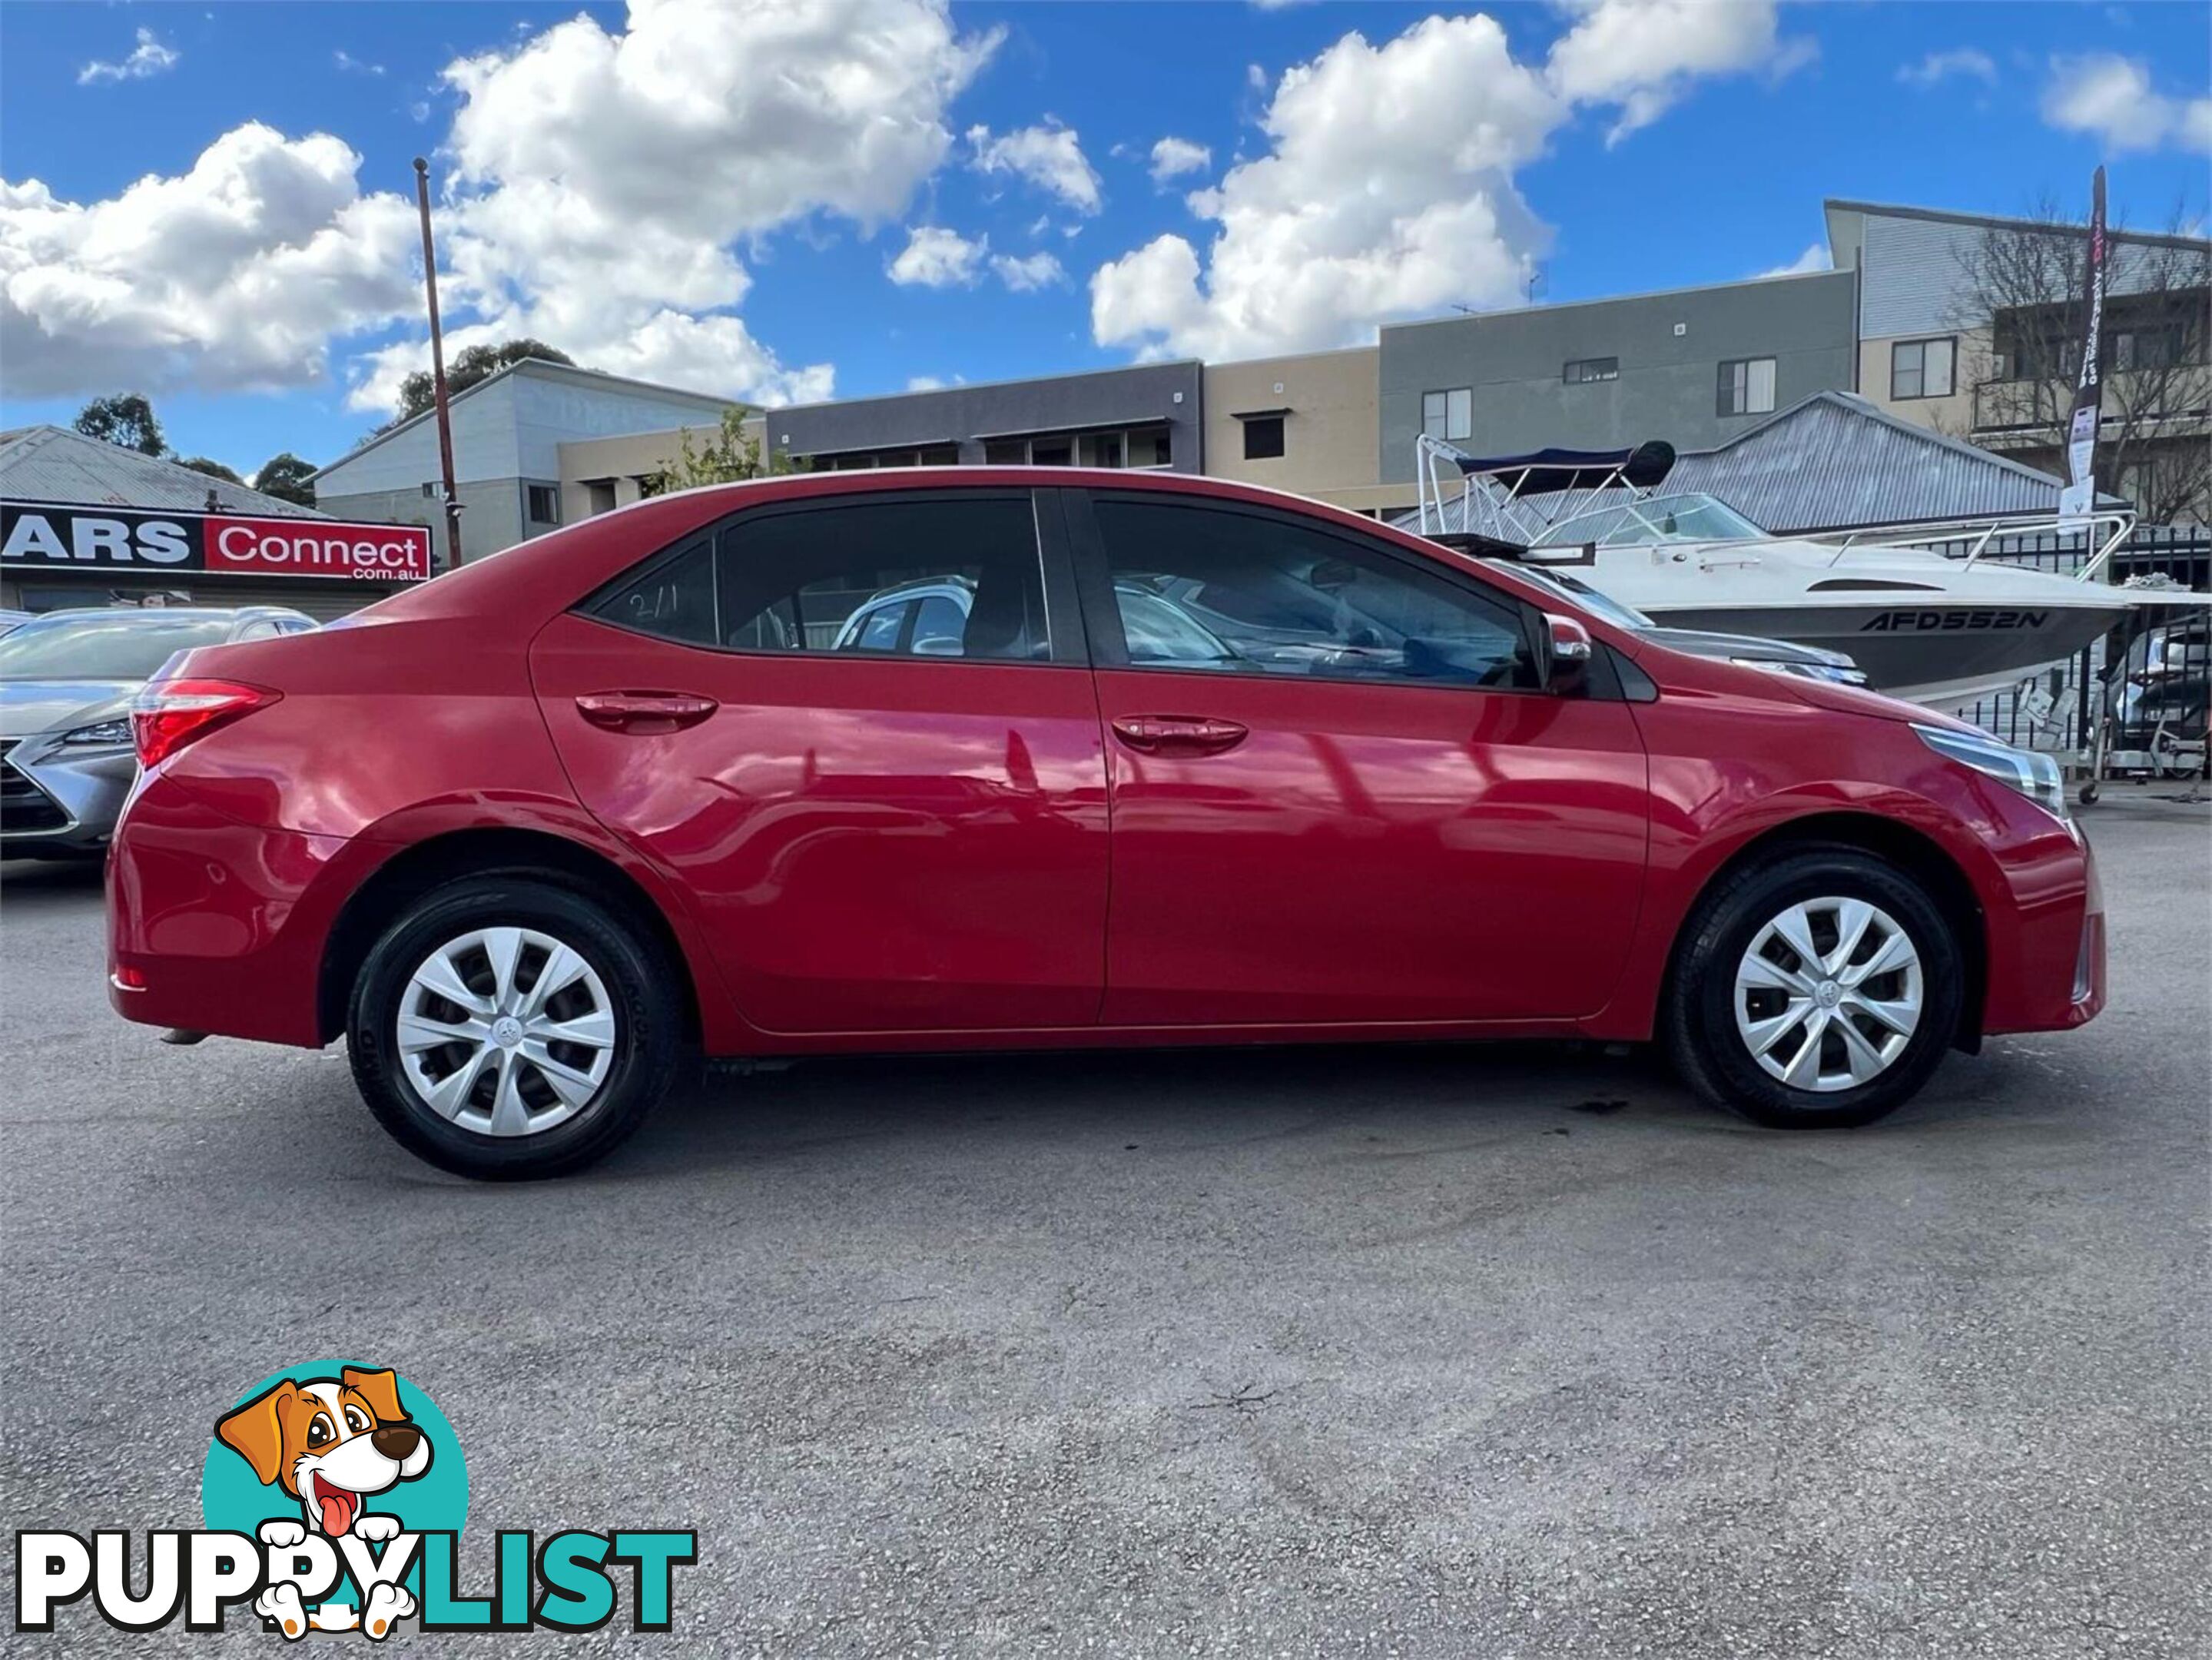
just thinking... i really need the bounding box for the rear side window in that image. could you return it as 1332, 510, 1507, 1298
716, 496, 1048, 661
1091, 499, 1534, 689
592, 539, 718, 646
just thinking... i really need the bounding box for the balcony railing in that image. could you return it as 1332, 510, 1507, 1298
1972, 367, 2212, 438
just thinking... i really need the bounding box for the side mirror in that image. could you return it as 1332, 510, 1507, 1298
1537, 612, 1594, 692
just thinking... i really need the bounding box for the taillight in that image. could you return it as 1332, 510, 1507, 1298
131, 679, 280, 768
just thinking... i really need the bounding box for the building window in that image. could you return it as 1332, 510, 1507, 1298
1889, 337, 1956, 401
526, 484, 560, 525
1564, 357, 1619, 384
1716, 357, 1777, 417
1422, 388, 1472, 442
1242, 416, 1285, 460
1079, 432, 1125, 468
983, 439, 1027, 465
585, 480, 618, 516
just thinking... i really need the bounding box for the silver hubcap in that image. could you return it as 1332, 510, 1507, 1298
396, 927, 616, 1137
1734, 897, 1923, 1094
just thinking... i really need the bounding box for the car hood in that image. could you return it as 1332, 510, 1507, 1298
1640, 626, 1855, 669
1773, 670, 1982, 734
0, 679, 139, 739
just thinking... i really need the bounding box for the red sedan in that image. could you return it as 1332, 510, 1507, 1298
107, 470, 2104, 1178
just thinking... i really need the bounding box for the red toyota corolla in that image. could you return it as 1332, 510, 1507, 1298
106, 470, 2104, 1178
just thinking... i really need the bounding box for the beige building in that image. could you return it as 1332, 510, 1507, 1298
1828, 198, 2209, 523
557, 415, 765, 523
1202, 347, 1411, 516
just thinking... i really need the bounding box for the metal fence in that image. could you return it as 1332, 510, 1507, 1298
1944, 523, 2211, 754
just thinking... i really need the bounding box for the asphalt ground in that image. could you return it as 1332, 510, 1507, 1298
2, 792, 2207, 1657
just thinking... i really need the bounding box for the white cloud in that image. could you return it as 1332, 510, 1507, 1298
2041, 53, 2212, 154
1753, 241, 1829, 280
78, 27, 179, 86
1545, 0, 1809, 146
968, 119, 1103, 213
1149, 137, 1212, 184
333, 51, 387, 77
1093, 15, 1560, 360
888, 225, 987, 287
1896, 48, 1996, 90
905, 373, 966, 391
990, 250, 1066, 291
0, 124, 420, 397
1090, 5, 1816, 362
347, 0, 1003, 413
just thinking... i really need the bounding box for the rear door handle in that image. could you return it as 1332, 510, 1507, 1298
1111, 715, 1249, 755
575, 691, 718, 732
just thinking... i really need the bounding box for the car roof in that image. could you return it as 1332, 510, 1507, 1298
352, 463, 1629, 650
13, 605, 312, 626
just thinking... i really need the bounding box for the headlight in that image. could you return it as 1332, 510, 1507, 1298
1730, 656, 1870, 686
58, 717, 134, 749
1915, 722, 2070, 823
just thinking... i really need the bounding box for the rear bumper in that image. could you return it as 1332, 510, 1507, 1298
106, 773, 344, 1047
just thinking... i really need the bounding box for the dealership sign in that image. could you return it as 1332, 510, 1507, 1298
0, 503, 433, 584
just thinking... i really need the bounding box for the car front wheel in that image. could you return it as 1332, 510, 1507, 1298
1664, 848, 1965, 1128
347, 875, 683, 1178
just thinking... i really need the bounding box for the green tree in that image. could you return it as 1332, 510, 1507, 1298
175, 456, 244, 485
75, 393, 167, 456
252, 453, 318, 506
386, 338, 575, 427
648, 405, 798, 493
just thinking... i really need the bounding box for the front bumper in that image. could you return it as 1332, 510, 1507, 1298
1, 735, 135, 857
1982, 828, 2105, 1035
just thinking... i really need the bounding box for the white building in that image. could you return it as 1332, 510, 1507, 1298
313, 359, 738, 566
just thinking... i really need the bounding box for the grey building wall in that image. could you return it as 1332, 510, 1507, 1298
315, 480, 527, 569
763, 361, 1205, 471
1378, 269, 1858, 483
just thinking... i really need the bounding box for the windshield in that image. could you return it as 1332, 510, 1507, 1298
1536, 492, 1766, 549
0, 615, 234, 681
1483, 560, 1653, 630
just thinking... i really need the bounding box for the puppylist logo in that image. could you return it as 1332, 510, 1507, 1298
15, 1361, 695, 1639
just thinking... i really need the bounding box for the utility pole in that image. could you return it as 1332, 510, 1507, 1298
412, 157, 463, 569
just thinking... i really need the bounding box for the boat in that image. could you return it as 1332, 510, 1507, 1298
1405, 437, 2141, 711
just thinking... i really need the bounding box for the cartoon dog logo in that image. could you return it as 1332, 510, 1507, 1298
216, 1366, 432, 1638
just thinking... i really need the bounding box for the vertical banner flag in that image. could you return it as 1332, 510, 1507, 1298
2057, 165, 2107, 523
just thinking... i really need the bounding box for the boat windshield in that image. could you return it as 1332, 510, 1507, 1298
1534, 492, 1766, 549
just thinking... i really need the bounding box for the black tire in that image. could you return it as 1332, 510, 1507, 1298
347, 874, 683, 1179
1663, 847, 1964, 1129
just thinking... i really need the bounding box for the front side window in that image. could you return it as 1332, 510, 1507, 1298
1093, 499, 1533, 690
1890, 337, 1955, 400
1717, 357, 1777, 417
718, 496, 1048, 661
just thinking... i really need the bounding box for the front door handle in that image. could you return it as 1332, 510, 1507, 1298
1111, 715, 1249, 755
575, 691, 718, 733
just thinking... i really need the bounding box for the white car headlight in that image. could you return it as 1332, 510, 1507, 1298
1915, 723, 2070, 823
58, 717, 134, 749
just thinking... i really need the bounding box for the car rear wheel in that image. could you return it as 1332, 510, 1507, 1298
1664, 848, 1964, 1129
347, 876, 682, 1178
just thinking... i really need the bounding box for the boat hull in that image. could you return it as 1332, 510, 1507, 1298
1634, 596, 2127, 709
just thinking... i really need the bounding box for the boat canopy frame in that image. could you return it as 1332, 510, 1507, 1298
1412, 432, 2137, 583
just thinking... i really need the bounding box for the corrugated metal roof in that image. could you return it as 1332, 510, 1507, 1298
1664, 391, 2095, 532
1391, 390, 2119, 538
0, 426, 328, 518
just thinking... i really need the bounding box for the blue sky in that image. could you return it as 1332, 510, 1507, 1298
2, 2, 2206, 478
